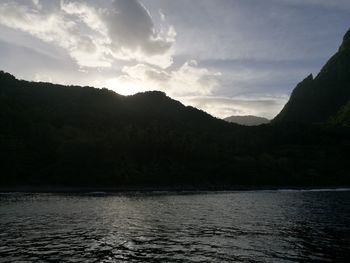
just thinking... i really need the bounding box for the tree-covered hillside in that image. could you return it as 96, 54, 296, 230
1, 69, 350, 188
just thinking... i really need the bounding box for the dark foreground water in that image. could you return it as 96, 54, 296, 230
0, 190, 350, 262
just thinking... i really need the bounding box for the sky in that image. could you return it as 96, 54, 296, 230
0, 0, 349, 119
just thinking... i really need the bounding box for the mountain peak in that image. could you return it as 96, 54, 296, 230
339, 28, 350, 51
305, 73, 313, 81
273, 28, 350, 124
0, 70, 16, 81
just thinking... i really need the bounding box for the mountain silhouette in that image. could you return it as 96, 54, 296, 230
0, 71, 230, 132
0, 71, 245, 187
273, 28, 350, 123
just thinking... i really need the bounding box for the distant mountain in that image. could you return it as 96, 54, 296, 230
273, 28, 350, 123
224, 115, 270, 126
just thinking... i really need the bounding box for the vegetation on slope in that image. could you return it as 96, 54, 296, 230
1, 70, 349, 188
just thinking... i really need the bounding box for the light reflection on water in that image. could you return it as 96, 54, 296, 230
0, 190, 349, 262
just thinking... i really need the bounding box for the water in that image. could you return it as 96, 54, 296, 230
0, 190, 350, 262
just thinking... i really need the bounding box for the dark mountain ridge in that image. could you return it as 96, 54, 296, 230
0, 72, 248, 187
0, 71, 231, 132
273, 28, 350, 123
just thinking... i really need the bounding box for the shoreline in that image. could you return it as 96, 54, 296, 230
1, 185, 349, 194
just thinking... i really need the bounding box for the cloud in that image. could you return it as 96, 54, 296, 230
182, 95, 288, 119
0, 0, 176, 68
103, 61, 287, 119
105, 60, 221, 97
0, 1, 111, 67
61, 0, 176, 68
101, 0, 175, 67
32, 0, 42, 9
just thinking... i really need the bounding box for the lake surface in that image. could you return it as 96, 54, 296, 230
0, 190, 350, 262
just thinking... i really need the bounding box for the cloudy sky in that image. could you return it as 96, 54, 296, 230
0, 0, 349, 119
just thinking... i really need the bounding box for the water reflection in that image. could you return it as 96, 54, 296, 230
0, 191, 349, 262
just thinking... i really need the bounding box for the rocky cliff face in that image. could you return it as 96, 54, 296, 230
273, 28, 350, 124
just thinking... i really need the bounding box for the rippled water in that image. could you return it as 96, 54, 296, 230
0, 190, 350, 262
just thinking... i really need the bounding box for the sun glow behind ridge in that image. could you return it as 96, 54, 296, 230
105, 78, 143, 96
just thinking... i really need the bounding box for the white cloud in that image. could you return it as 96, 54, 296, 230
103, 60, 287, 118
0, 0, 176, 68
0, 1, 112, 68
104, 61, 221, 97
102, 61, 287, 119
60, 0, 176, 68
182, 95, 288, 119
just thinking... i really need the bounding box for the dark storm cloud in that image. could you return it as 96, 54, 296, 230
102, 0, 174, 56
